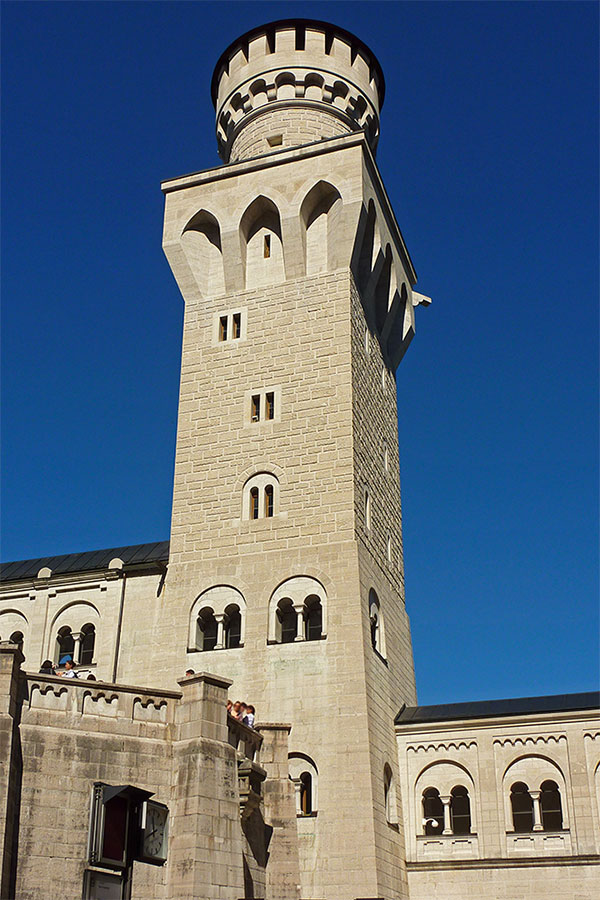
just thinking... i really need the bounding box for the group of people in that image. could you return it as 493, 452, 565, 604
184, 670, 257, 729
227, 699, 256, 728
39, 658, 96, 680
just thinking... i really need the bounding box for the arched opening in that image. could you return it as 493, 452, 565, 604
300, 181, 343, 275
224, 605, 242, 649
384, 764, 397, 824
300, 772, 313, 815
9, 631, 24, 651
197, 609, 218, 651
304, 595, 322, 641
289, 753, 318, 816
250, 487, 259, 520
79, 623, 96, 666
240, 196, 284, 289
56, 626, 75, 664
181, 209, 225, 297
450, 785, 471, 835
265, 484, 274, 518
540, 780, 563, 831
511, 782, 534, 833
368, 588, 385, 657
357, 201, 377, 292
374, 246, 392, 334
277, 599, 297, 643
422, 788, 444, 835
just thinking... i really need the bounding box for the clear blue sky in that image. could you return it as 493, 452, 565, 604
2, 2, 598, 704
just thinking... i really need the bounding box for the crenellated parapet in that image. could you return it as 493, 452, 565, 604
212, 19, 384, 162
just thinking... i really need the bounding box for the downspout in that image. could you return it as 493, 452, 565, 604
112, 571, 126, 683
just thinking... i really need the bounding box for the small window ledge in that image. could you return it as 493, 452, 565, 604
297, 811, 318, 819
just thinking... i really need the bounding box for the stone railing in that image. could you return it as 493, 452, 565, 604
227, 713, 262, 761
23, 672, 181, 728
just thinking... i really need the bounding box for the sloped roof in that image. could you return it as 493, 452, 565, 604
395, 691, 600, 725
0, 541, 169, 583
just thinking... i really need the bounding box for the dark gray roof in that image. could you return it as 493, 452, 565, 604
0, 541, 169, 583
395, 691, 600, 725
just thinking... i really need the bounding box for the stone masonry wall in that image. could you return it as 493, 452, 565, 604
229, 107, 352, 162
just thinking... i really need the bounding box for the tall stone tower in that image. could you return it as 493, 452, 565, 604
161, 19, 429, 900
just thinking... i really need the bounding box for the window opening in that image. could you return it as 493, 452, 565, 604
265, 392, 275, 420
387, 535, 392, 562
267, 134, 283, 148
422, 788, 444, 835
250, 487, 260, 520
80, 623, 96, 666
225, 608, 242, 649
265, 484, 274, 518
511, 782, 534, 833
364, 488, 371, 530
57, 626, 75, 664
232, 313, 241, 339
264, 234, 271, 258
305, 596, 322, 641
251, 395, 261, 422
450, 786, 471, 835
198, 610, 218, 651
540, 780, 563, 831
278, 600, 297, 643
219, 315, 228, 341
300, 772, 312, 814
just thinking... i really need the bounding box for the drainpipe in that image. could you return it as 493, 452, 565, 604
112, 571, 127, 683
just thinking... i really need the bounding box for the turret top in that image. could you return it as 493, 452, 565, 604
211, 19, 385, 164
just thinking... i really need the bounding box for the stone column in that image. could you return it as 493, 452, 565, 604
292, 777, 302, 816
440, 796, 452, 835
530, 790, 544, 831
168, 671, 244, 900
214, 614, 226, 650
257, 724, 301, 900
293, 605, 305, 642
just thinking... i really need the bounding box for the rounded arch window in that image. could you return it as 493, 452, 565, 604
243, 473, 280, 521
224, 604, 242, 649
422, 788, 444, 835
304, 595, 322, 641
277, 598, 297, 644
540, 780, 563, 831
368, 588, 385, 658
56, 626, 75, 664
289, 753, 318, 817
79, 623, 96, 666
510, 782, 533, 833
269, 576, 328, 644
197, 609, 218, 651
450, 785, 471, 835
384, 763, 398, 825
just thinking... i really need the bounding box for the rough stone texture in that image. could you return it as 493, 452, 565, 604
0, 650, 263, 900
229, 106, 352, 163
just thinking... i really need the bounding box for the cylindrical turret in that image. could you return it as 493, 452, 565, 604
211, 19, 385, 163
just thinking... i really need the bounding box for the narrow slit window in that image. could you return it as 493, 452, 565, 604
219, 315, 228, 341
264, 234, 271, 258
265, 484, 274, 518
232, 313, 241, 339
265, 392, 275, 420
251, 395, 261, 422
250, 487, 259, 520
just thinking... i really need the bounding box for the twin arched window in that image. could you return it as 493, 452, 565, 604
269, 577, 327, 644
191, 586, 246, 652
275, 594, 322, 643
510, 780, 563, 832
56, 623, 96, 666
422, 785, 472, 835
243, 473, 279, 520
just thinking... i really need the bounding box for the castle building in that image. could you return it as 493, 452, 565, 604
1, 19, 598, 900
